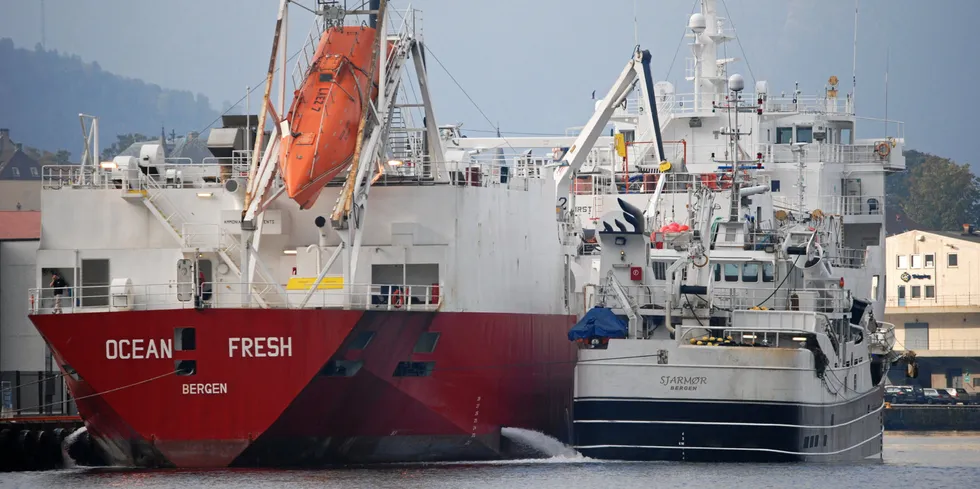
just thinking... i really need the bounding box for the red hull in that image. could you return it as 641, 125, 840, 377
30, 309, 576, 468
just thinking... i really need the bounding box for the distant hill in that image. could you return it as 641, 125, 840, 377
0, 38, 219, 160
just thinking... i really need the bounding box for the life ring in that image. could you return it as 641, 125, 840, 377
875, 141, 891, 158
391, 288, 404, 309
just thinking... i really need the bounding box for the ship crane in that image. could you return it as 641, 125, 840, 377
554, 46, 666, 230
238, 0, 442, 303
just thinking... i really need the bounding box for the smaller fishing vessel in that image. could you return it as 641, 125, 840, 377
566, 71, 907, 462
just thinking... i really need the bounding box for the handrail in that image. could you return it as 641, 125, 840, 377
28, 282, 443, 314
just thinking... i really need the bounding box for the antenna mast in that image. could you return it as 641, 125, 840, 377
633, 0, 639, 47
884, 45, 889, 137
40, 0, 46, 49
851, 0, 858, 114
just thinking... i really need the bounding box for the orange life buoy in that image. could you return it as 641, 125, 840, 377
391, 288, 404, 309
875, 141, 891, 158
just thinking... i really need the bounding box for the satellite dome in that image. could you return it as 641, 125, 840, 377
688, 13, 706, 33
728, 73, 745, 92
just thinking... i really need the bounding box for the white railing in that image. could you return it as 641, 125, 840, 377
570, 171, 770, 196
759, 143, 893, 167
713, 287, 847, 313
42, 158, 251, 192
29, 282, 443, 314
827, 248, 868, 269
815, 195, 884, 217
589, 283, 846, 315
180, 223, 239, 251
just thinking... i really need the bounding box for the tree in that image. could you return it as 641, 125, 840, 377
100, 133, 152, 160
890, 151, 980, 231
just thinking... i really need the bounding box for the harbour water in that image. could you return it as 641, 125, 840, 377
2, 432, 978, 488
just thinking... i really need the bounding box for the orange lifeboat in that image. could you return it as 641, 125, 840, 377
279, 26, 380, 210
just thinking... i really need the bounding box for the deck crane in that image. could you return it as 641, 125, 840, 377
553, 46, 667, 232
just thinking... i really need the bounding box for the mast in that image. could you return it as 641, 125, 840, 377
851, 0, 859, 114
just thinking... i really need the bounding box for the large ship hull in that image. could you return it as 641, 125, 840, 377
31, 309, 577, 468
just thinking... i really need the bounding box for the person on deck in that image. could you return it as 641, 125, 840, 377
50, 272, 68, 314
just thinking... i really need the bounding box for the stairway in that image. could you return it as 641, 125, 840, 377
329, 28, 415, 230
124, 171, 281, 308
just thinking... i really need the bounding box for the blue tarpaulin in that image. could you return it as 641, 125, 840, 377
567, 307, 628, 341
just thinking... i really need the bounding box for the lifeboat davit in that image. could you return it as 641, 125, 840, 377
279, 26, 380, 210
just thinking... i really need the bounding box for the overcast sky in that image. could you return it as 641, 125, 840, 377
1, 0, 976, 167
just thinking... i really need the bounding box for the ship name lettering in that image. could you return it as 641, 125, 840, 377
105, 339, 173, 360
183, 383, 228, 395
660, 376, 708, 386
228, 337, 293, 358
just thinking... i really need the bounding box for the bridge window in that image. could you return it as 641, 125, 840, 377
393, 361, 435, 377
713, 264, 721, 282
763, 263, 775, 283
723, 264, 739, 282
742, 263, 760, 282
776, 127, 793, 144
796, 126, 813, 143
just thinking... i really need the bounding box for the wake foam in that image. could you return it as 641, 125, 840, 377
500, 427, 589, 461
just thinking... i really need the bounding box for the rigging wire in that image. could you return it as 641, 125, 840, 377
196, 44, 306, 135
420, 44, 517, 154
664, 0, 701, 82
8, 368, 183, 416
720, 0, 757, 84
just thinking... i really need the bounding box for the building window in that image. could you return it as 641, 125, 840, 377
11, 168, 19, 177
924, 254, 935, 268
948, 254, 958, 267
776, 127, 793, 144
911, 255, 922, 269
796, 126, 813, 143
911, 286, 921, 299
871, 275, 880, 300
771, 180, 781, 192
896, 255, 909, 269
897, 286, 906, 299
925, 285, 935, 298
30, 167, 39, 177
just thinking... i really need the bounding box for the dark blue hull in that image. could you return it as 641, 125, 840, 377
573, 388, 884, 462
